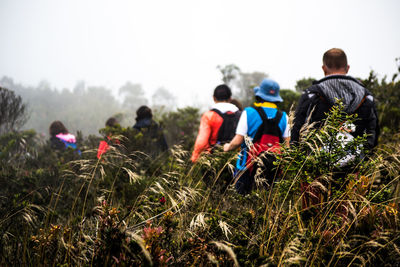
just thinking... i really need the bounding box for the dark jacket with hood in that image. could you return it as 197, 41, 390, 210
133, 118, 168, 154
291, 75, 379, 149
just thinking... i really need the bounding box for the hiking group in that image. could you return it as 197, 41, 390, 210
50, 105, 168, 159
49, 48, 380, 197
192, 48, 379, 195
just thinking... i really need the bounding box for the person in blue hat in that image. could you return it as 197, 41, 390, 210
224, 78, 290, 194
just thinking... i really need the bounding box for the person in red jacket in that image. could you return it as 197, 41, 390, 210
191, 84, 240, 162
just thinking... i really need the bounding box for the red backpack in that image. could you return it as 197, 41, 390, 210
245, 107, 284, 176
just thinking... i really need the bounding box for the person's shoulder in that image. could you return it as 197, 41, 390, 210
201, 110, 220, 123
244, 106, 256, 112
243, 106, 258, 117
149, 120, 163, 130
212, 102, 239, 113
278, 109, 287, 116
303, 81, 322, 95
278, 110, 289, 123
204, 109, 217, 117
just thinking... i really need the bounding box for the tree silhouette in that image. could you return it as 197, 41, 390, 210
0, 87, 27, 134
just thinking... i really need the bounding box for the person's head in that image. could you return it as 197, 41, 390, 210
322, 48, 350, 76
213, 84, 232, 102
136, 105, 152, 121
254, 78, 283, 103
49, 120, 68, 137
230, 98, 243, 111
105, 117, 119, 127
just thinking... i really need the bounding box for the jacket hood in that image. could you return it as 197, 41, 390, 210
56, 133, 76, 143
212, 102, 239, 113
313, 75, 366, 113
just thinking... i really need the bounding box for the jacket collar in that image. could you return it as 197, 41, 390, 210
254, 102, 277, 108
314, 75, 364, 87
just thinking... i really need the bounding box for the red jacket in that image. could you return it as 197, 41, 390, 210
191, 110, 223, 162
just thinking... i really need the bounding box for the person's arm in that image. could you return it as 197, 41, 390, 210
223, 134, 244, 152
364, 97, 379, 149
283, 137, 290, 147
281, 113, 291, 147
191, 113, 212, 162
291, 92, 312, 144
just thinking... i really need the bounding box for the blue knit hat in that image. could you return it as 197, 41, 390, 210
254, 78, 283, 103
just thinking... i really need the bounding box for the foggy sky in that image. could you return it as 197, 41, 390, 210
0, 0, 399, 108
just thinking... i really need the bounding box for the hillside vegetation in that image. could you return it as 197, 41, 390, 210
1, 67, 400, 266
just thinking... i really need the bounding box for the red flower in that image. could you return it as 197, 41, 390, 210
159, 196, 166, 204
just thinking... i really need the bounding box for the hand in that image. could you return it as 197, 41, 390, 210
223, 143, 231, 152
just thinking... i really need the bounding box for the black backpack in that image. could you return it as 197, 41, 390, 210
211, 108, 241, 144
305, 91, 379, 149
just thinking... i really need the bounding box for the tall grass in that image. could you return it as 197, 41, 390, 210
1, 106, 400, 266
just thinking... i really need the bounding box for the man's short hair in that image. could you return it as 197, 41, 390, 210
323, 48, 348, 70
213, 84, 232, 101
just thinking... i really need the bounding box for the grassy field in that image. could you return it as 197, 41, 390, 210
1, 104, 400, 266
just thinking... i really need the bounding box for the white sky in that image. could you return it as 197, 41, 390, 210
0, 0, 399, 108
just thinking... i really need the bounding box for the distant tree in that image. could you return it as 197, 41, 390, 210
217, 64, 240, 86
362, 60, 400, 138
160, 107, 200, 151
217, 64, 269, 107
295, 77, 316, 92
73, 80, 86, 96
1, 76, 124, 136
238, 71, 268, 107
0, 87, 27, 134
151, 87, 177, 111
66, 86, 122, 134
37, 80, 52, 91
118, 82, 148, 112
277, 89, 301, 113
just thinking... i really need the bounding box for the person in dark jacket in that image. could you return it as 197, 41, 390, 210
133, 105, 168, 154
291, 48, 379, 150
292, 48, 380, 212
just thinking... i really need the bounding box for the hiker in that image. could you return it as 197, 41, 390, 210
224, 78, 290, 194
291, 48, 379, 149
191, 84, 241, 163
231, 98, 244, 111
97, 117, 120, 159
133, 105, 168, 155
290, 48, 380, 211
49, 120, 81, 154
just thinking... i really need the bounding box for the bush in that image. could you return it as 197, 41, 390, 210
1, 98, 400, 266
0, 87, 27, 134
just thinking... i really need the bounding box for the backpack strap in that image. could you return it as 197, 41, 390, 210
252, 107, 283, 143
305, 92, 324, 119
211, 108, 223, 117
354, 95, 367, 112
